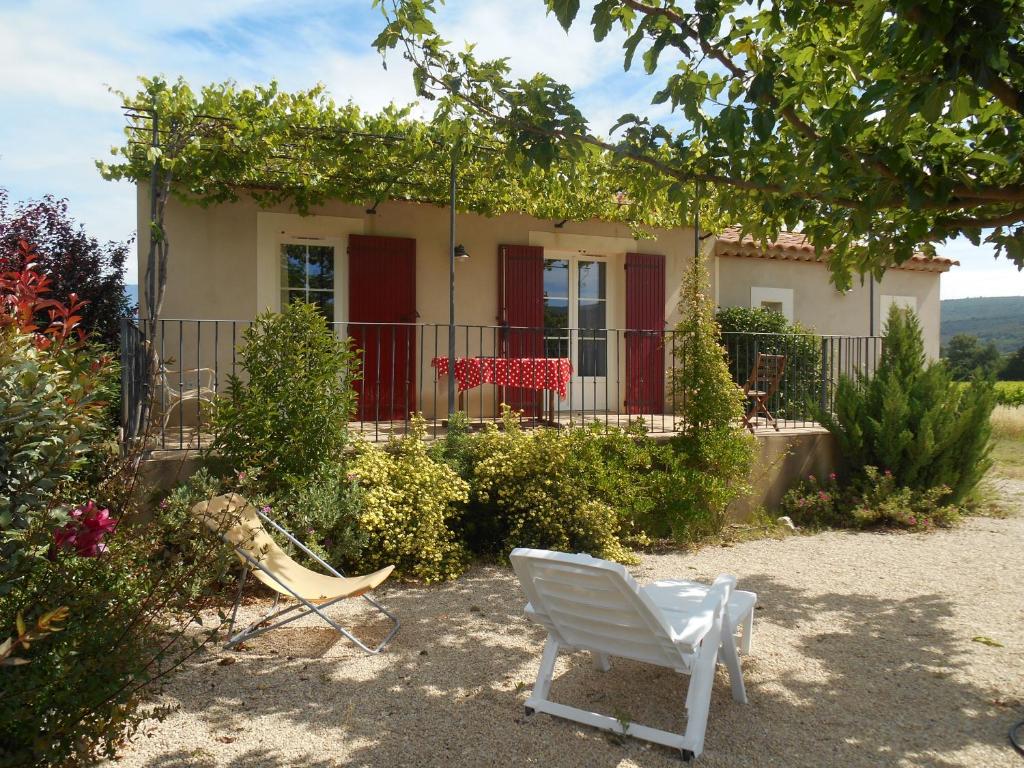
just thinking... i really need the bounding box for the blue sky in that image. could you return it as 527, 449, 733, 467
1, 0, 1021, 299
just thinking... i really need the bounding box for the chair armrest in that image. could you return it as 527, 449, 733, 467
669, 577, 733, 652
255, 509, 348, 578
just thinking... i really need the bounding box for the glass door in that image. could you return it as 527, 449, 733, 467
543, 255, 610, 411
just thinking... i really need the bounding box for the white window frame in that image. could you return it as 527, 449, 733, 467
277, 236, 346, 326
540, 253, 610, 387
750, 286, 794, 322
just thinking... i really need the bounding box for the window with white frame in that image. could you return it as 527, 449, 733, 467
750, 286, 794, 322
281, 242, 335, 319
543, 256, 608, 377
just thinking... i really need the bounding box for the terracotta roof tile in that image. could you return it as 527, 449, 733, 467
714, 227, 957, 272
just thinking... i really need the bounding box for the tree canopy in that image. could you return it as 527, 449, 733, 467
99, 77, 707, 234
942, 332, 1003, 380
374, 0, 1024, 288
0, 189, 132, 346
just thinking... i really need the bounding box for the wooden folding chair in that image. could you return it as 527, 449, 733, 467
742, 353, 786, 432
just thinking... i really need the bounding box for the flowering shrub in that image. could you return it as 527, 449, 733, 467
451, 410, 637, 563
52, 502, 118, 557
1, 258, 107, 582
781, 467, 959, 531
1, 246, 229, 766
848, 467, 959, 530
349, 417, 469, 583
780, 472, 843, 528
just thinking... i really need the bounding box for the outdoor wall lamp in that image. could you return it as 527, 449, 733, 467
454, 244, 470, 261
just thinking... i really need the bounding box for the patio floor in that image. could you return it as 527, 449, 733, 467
106, 480, 1024, 768
149, 414, 826, 451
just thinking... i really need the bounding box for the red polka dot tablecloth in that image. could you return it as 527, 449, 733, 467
431, 357, 573, 399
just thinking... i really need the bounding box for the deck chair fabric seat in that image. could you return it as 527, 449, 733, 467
195, 495, 393, 602
192, 494, 399, 653
511, 548, 757, 761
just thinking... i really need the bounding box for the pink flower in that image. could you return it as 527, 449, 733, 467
828, 473, 837, 482
261, 505, 272, 515
53, 501, 117, 557
907, 516, 917, 526
236, 470, 247, 481
883, 469, 892, 477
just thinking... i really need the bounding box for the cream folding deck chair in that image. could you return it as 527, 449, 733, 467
192, 494, 399, 653
510, 548, 757, 761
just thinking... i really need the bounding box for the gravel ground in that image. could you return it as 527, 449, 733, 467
110, 489, 1023, 768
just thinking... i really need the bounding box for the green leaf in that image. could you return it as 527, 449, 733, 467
971, 636, 1003, 648
548, 0, 580, 31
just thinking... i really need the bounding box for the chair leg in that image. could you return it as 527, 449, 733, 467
741, 609, 754, 656
592, 651, 611, 672
532, 635, 560, 704
681, 623, 723, 759
719, 631, 748, 704
225, 564, 249, 640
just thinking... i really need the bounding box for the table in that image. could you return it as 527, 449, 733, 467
430, 356, 573, 422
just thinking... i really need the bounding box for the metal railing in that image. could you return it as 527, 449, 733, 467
720, 331, 882, 428
119, 318, 882, 450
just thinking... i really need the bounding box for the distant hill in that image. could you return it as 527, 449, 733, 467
941, 296, 1024, 353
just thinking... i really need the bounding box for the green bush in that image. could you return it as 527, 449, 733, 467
716, 306, 821, 416
668, 256, 757, 537
0, 329, 107, 582
212, 301, 360, 495
349, 418, 469, 583
462, 415, 638, 563
820, 305, 995, 503
780, 467, 959, 531
995, 381, 1024, 408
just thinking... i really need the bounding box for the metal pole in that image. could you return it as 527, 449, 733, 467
868, 224, 876, 336
146, 108, 160, 331
447, 140, 459, 417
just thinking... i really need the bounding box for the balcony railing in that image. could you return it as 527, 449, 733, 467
120, 318, 882, 450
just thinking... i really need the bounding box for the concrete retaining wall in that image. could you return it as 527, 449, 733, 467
139, 427, 838, 520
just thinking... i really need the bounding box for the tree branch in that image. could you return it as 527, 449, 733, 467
902, 3, 1024, 117
935, 207, 1024, 231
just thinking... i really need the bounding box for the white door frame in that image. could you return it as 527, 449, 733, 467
544, 251, 615, 411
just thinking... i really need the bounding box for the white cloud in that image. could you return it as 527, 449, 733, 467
3, 0, 1019, 300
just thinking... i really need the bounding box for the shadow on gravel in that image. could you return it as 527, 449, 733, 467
135, 568, 1013, 768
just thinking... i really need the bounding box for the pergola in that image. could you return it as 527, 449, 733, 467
103, 77, 702, 415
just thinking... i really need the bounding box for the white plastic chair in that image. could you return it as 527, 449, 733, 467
193, 494, 399, 654
510, 548, 757, 761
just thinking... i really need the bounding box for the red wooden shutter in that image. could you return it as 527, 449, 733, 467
625, 252, 666, 415
349, 234, 417, 422
498, 244, 544, 417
